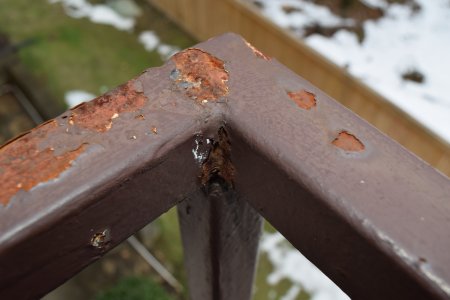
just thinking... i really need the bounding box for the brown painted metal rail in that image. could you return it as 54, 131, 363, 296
0, 33, 449, 300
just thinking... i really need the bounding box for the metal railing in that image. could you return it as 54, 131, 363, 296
0, 33, 449, 300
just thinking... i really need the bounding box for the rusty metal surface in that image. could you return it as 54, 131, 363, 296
171, 48, 229, 102
0, 33, 449, 300
200, 34, 450, 299
0, 59, 224, 298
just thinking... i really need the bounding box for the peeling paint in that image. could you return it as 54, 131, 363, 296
69, 81, 147, 132
0, 120, 86, 205
192, 137, 209, 165
287, 90, 317, 110
244, 40, 270, 61
90, 228, 111, 249
171, 48, 229, 101
332, 131, 365, 152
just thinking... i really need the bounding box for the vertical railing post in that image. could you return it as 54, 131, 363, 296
178, 183, 262, 299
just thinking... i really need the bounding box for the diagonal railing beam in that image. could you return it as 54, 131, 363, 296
0, 33, 449, 300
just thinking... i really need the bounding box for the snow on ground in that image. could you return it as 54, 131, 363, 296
252, 0, 354, 30
251, 0, 450, 142
138, 30, 160, 51
138, 31, 180, 60
65, 90, 96, 108
49, 0, 135, 31
49, 1, 179, 60
48, 0, 180, 107
260, 232, 350, 300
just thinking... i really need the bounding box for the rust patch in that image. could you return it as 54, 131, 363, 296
90, 228, 111, 249
244, 40, 270, 60
69, 81, 147, 132
201, 128, 235, 187
151, 126, 158, 134
171, 48, 229, 101
0, 121, 86, 205
288, 90, 317, 110
332, 131, 365, 152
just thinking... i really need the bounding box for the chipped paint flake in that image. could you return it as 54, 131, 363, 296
244, 40, 270, 60
332, 131, 365, 152
69, 81, 147, 132
0, 120, 86, 205
287, 90, 317, 110
192, 138, 208, 165
171, 48, 229, 101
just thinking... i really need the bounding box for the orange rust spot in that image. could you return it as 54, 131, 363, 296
69, 81, 147, 132
0, 121, 86, 205
151, 126, 158, 134
244, 40, 270, 60
288, 90, 317, 110
171, 48, 228, 101
332, 131, 365, 152
135, 114, 145, 120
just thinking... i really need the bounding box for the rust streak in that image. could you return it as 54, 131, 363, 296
288, 90, 317, 110
201, 128, 235, 187
69, 81, 147, 132
171, 48, 229, 101
332, 131, 365, 152
0, 121, 86, 205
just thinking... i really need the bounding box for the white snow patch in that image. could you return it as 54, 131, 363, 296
138, 30, 180, 60
255, 0, 354, 33
138, 31, 160, 51
65, 90, 96, 108
49, 0, 135, 31
280, 285, 302, 300
249, 0, 450, 142
360, 0, 388, 9
157, 44, 180, 60
192, 138, 208, 164
260, 232, 349, 300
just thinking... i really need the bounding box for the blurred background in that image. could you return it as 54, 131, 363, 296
1, 0, 448, 299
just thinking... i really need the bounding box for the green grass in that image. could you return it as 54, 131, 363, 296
0, 0, 195, 108
151, 207, 188, 299
95, 276, 173, 300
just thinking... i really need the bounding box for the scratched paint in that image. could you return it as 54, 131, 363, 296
332, 131, 365, 152
0, 120, 86, 205
171, 48, 229, 101
68, 81, 147, 132
243, 40, 270, 61
287, 90, 317, 110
